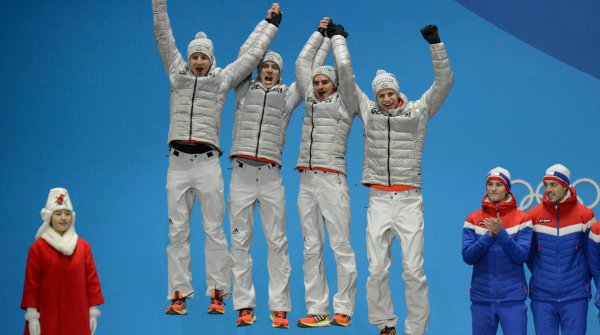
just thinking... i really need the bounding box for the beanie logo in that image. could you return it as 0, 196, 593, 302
55, 194, 65, 205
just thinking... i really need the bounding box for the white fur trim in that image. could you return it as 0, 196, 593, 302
89, 306, 101, 317
25, 308, 40, 321
41, 224, 78, 255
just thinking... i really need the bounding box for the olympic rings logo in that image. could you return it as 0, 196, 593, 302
512, 178, 600, 211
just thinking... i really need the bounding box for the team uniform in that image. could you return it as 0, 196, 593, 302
589, 220, 600, 312
21, 188, 104, 335
527, 187, 596, 335
228, 46, 302, 315
295, 31, 358, 321
462, 193, 532, 335
152, 0, 278, 302
332, 32, 453, 335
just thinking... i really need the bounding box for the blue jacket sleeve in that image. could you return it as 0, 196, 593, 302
462, 226, 494, 265
496, 225, 533, 265
588, 225, 600, 310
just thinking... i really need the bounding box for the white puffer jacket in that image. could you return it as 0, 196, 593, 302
333, 35, 454, 187
295, 32, 357, 175
152, 0, 277, 150
230, 81, 301, 166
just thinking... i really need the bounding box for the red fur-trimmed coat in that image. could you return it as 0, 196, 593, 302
21, 238, 104, 335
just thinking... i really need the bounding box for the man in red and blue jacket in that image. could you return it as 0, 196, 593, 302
589, 220, 600, 319
463, 167, 532, 335
527, 164, 596, 335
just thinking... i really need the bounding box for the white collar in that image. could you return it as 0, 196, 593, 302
40, 227, 78, 256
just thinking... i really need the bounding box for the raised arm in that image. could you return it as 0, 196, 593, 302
331, 25, 361, 117
221, 5, 280, 90
295, 18, 329, 98
152, 0, 185, 82
313, 19, 331, 70
237, 3, 281, 57
414, 24, 454, 120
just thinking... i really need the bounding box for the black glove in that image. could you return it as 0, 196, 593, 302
325, 20, 336, 38
330, 24, 348, 38
267, 11, 282, 27
420, 24, 440, 44
318, 26, 327, 36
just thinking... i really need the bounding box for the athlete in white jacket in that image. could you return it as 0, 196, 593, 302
295, 18, 358, 328
152, 0, 279, 315
228, 4, 301, 328
333, 24, 453, 335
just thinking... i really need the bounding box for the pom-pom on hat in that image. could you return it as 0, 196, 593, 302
187, 32, 214, 65
312, 65, 338, 88
543, 163, 571, 189
486, 167, 512, 191
372, 69, 400, 97
260, 50, 283, 74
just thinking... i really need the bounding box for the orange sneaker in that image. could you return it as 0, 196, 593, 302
207, 289, 225, 314
236, 308, 256, 327
165, 291, 188, 315
271, 311, 289, 328
330, 313, 351, 326
297, 314, 330, 327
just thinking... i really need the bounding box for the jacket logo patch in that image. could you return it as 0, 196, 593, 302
307, 96, 333, 104
538, 218, 552, 223
250, 83, 263, 90
232, 228, 240, 235
55, 194, 65, 205
370, 108, 412, 118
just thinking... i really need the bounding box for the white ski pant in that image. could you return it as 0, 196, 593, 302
366, 188, 429, 335
297, 170, 357, 316
166, 149, 230, 299
229, 161, 291, 312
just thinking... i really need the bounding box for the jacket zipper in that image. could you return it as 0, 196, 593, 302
308, 102, 316, 168
555, 203, 560, 300
494, 201, 499, 300
387, 114, 391, 186
255, 89, 269, 158
189, 77, 198, 142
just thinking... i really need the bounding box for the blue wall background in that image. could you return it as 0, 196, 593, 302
1, 0, 599, 334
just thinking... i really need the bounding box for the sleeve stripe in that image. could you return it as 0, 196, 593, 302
590, 230, 600, 243
463, 221, 488, 235
505, 220, 533, 235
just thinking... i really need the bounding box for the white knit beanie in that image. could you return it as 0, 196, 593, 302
544, 163, 571, 188
372, 69, 400, 97
187, 32, 214, 65
260, 50, 283, 74
486, 167, 512, 191
312, 65, 338, 88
